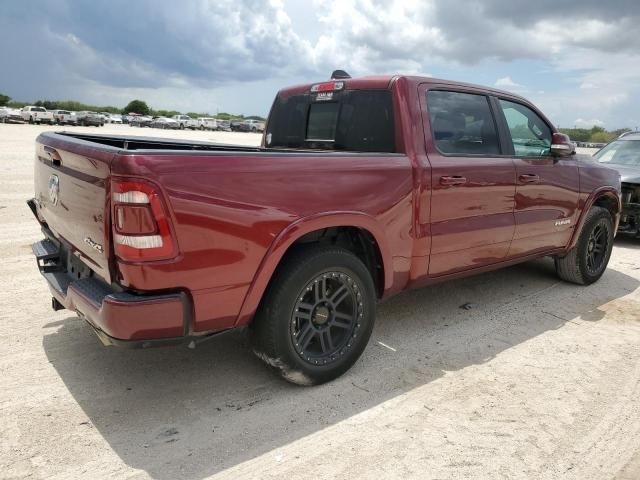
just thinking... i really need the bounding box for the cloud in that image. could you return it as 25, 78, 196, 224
494, 76, 523, 89
574, 118, 605, 128
0, 0, 639, 125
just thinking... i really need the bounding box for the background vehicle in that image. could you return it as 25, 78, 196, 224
0, 107, 25, 124
150, 116, 180, 129
99, 112, 112, 123
230, 119, 244, 131
171, 114, 198, 130
75, 111, 104, 127
196, 117, 217, 130
109, 114, 123, 124
129, 115, 153, 127
52, 110, 77, 125
215, 119, 231, 131
594, 131, 640, 237
29, 74, 621, 386
21, 106, 54, 124
238, 119, 265, 132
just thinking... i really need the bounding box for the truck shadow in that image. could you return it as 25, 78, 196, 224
42, 257, 639, 479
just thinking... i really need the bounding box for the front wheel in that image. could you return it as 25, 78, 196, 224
555, 206, 614, 285
251, 246, 376, 385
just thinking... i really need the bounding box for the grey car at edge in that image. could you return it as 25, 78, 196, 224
593, 131, 640, 237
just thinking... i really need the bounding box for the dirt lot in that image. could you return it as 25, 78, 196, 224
1, 123, 640, 480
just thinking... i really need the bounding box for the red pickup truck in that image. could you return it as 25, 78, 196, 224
29, 74, 621, 385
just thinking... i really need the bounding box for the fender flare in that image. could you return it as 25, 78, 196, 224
235, 212, 394, 326
568, 186, 621, 250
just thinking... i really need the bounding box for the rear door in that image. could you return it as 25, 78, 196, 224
421, 86, 516, 276
34, 135, 115, 282
494, 98, 580, 255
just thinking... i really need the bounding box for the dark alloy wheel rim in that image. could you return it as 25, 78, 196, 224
586, 221, 609, 275
291, 271, 363, 365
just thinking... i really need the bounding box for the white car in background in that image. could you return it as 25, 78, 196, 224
196, 117, 218, 130
109, 114, 123, 124
99, 112, 112, 123
52, 110, 77, 125
0, 107, 25, 124
21, 106, 54, 124
171, 114, 198, 130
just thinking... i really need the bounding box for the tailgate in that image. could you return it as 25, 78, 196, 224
33, 133, 116, 283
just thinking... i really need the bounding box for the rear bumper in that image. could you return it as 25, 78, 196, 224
32, 235, 192, 348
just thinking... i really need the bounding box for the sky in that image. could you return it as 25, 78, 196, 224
1, 0, 639, 129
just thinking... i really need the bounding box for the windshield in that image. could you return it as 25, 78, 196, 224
266, 89, 395, 152
594, 140, 640, 166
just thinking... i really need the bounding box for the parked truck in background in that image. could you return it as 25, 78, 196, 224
171, 114, 198, 130
196, 117, 218, 130
21, 106, 54, 124
52, 110, 77, 126
29, 73, 621, 385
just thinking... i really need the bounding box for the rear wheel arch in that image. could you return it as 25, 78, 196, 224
236, 215, 393, 327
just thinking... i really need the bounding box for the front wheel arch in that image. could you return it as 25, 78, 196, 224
569, 189, 621, 250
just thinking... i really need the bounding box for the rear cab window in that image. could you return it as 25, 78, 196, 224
426, 90, 500, 156
266, 85, 396, 152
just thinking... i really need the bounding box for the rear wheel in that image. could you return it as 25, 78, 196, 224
555, 206, 614, 285
251, 246, 376, 385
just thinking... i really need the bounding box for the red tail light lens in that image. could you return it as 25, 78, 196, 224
111, 179, 177, 261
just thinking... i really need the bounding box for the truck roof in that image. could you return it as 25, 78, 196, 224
277, 74, 529, 103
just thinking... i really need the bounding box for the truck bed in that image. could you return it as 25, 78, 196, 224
52, 131, 266, 152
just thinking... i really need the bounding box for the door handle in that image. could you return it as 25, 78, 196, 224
440, 175, 467, 186
519, 174, 540, 184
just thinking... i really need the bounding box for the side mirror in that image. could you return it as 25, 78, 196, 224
550, 132, 575, 157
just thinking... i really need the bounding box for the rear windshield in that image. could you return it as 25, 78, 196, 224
266, 89, 395, 152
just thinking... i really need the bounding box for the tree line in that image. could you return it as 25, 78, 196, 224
0, 94, 266, 121
558, 126, 632, 144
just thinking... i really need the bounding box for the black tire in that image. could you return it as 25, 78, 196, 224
555, 206, 614, 285
180, 124, 185, 130
29, 116, 34, 124
251, 246, 376, 386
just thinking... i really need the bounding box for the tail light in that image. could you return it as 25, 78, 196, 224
310, 81, 345, 92
111, 178, 177, 261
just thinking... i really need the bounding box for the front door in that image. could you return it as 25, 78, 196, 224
422, 87, 516, 276
495, 98, 580, 256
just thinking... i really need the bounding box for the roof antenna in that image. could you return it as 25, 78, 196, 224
331, 69, 351, 80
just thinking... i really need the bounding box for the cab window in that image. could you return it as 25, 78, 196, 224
427, 90, 500, 155
499, 100, 552, 157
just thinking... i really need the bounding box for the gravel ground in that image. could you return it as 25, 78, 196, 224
1, 124, 639, 480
